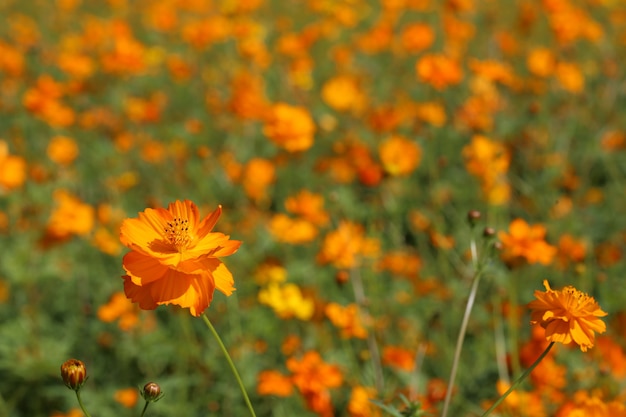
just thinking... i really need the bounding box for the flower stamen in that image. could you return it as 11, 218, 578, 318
165, 217, 191, 251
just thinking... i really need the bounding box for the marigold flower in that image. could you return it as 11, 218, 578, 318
528, 280, 608, 352
119, 200, 241, 317
263, 103, 316, 152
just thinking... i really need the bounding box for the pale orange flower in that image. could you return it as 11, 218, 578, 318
97, 292, 140, 331
119, 200, 241, 317
498, 219, 556, 265
263, 103, 316, 152
284, 190, 330, 226
555, 62, 584, 94
241, 157, 275, 205
379, 135, 421, 176
529, 280, 607, 352
527, 47, 556, 77
416, 54, 463, 90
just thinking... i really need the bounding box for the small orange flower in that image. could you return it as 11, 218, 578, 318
401, 23, 435, 53
382, 345, 415, 372
325, 303, 368, 339
119, 200, 241, 317
257, 370, 294, 396
528, 280, 607, 352
0, 140, 27, 190
416, 53, 463, 90
47, 136, 79, 166
348, 386, 380, 417
263, 103, 315, 152
379, 135, 421, 176
321, 75, 365, 112
114, 387, 139, 408
498, 219, 556, 265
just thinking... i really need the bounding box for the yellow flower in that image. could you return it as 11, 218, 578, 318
258, 283, 314, 321
528, 280, 607, 352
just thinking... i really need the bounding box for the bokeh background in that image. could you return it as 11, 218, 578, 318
1, 0, 626, 416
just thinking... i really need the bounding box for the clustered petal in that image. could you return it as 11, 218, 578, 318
528, 280, 607, 352
120, 200, 241, 316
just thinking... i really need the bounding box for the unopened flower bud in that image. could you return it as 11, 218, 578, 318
467, 210, 481, 226
483, 227, 496, 238
142, 382, 164, 402
61, 359, 87, 391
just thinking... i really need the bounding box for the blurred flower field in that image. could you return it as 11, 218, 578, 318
1, 0, 626, 416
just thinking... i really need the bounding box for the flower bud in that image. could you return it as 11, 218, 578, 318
483, 227, 496, 238
467, 210, 481, 227
61, 359, 87, 391
142, 382, 164, 402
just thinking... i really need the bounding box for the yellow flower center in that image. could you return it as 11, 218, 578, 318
165, 217, 191, 251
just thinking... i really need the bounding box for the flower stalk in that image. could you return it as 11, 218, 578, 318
201, 314, 257, 417
480, 342, 555, 417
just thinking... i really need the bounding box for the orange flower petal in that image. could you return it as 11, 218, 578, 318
123, 251, 170, 285
200, 258, 236, 296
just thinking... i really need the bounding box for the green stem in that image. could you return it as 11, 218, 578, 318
201, 314, 257, 417
440, 238, 483, 417
480, 342, 555, 417
75, 390, 92, 417
139, 401, 150, 417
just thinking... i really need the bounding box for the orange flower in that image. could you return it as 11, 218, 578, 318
348, 386, 380, 417
44, 189, 95, 242
321, 75, 365, 112
382, 345, 415, 372
498, 219, 556, 265
378, 135, 421, 176
416, 54, 463, 90
528, 280, 607, 352
114, 387, 139, 408
284, 190, 329, 226
241, 157, 275, 205
325, 303, 368, 339
269, 214, 318, 244
287, 351, 343, 417
119, 200, 241, 317
263, 103, 316, 152
97, 292, 140, 331
257, 370, 294, 396
47, 136, 79, 166
317, 221, 380, 269
401, 23, 435, 53
0, 140, 27, 190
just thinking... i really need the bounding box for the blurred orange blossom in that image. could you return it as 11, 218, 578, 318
120, 200, 241, 317
528, 280, 607, 352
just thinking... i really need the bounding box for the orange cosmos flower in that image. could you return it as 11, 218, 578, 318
379, 135, 421, 176
528, 280, 607, 352
119, 200, 241, 317
416, 53, 463, 90
0, 140, 27, 191
498, 219, 556, 265
263, 103, 316, 152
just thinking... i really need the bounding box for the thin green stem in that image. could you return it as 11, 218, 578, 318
139, 401, 150, 417
201, 314, 257, 417
480, 342, 555, 417
75, 390, 92, 417
440, 237, 483, 417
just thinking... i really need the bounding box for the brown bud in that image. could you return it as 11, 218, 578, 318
483, 227, 496, 238
467, 210, 481, 226
61, 359, 87, 391
142, 382, 164, 402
